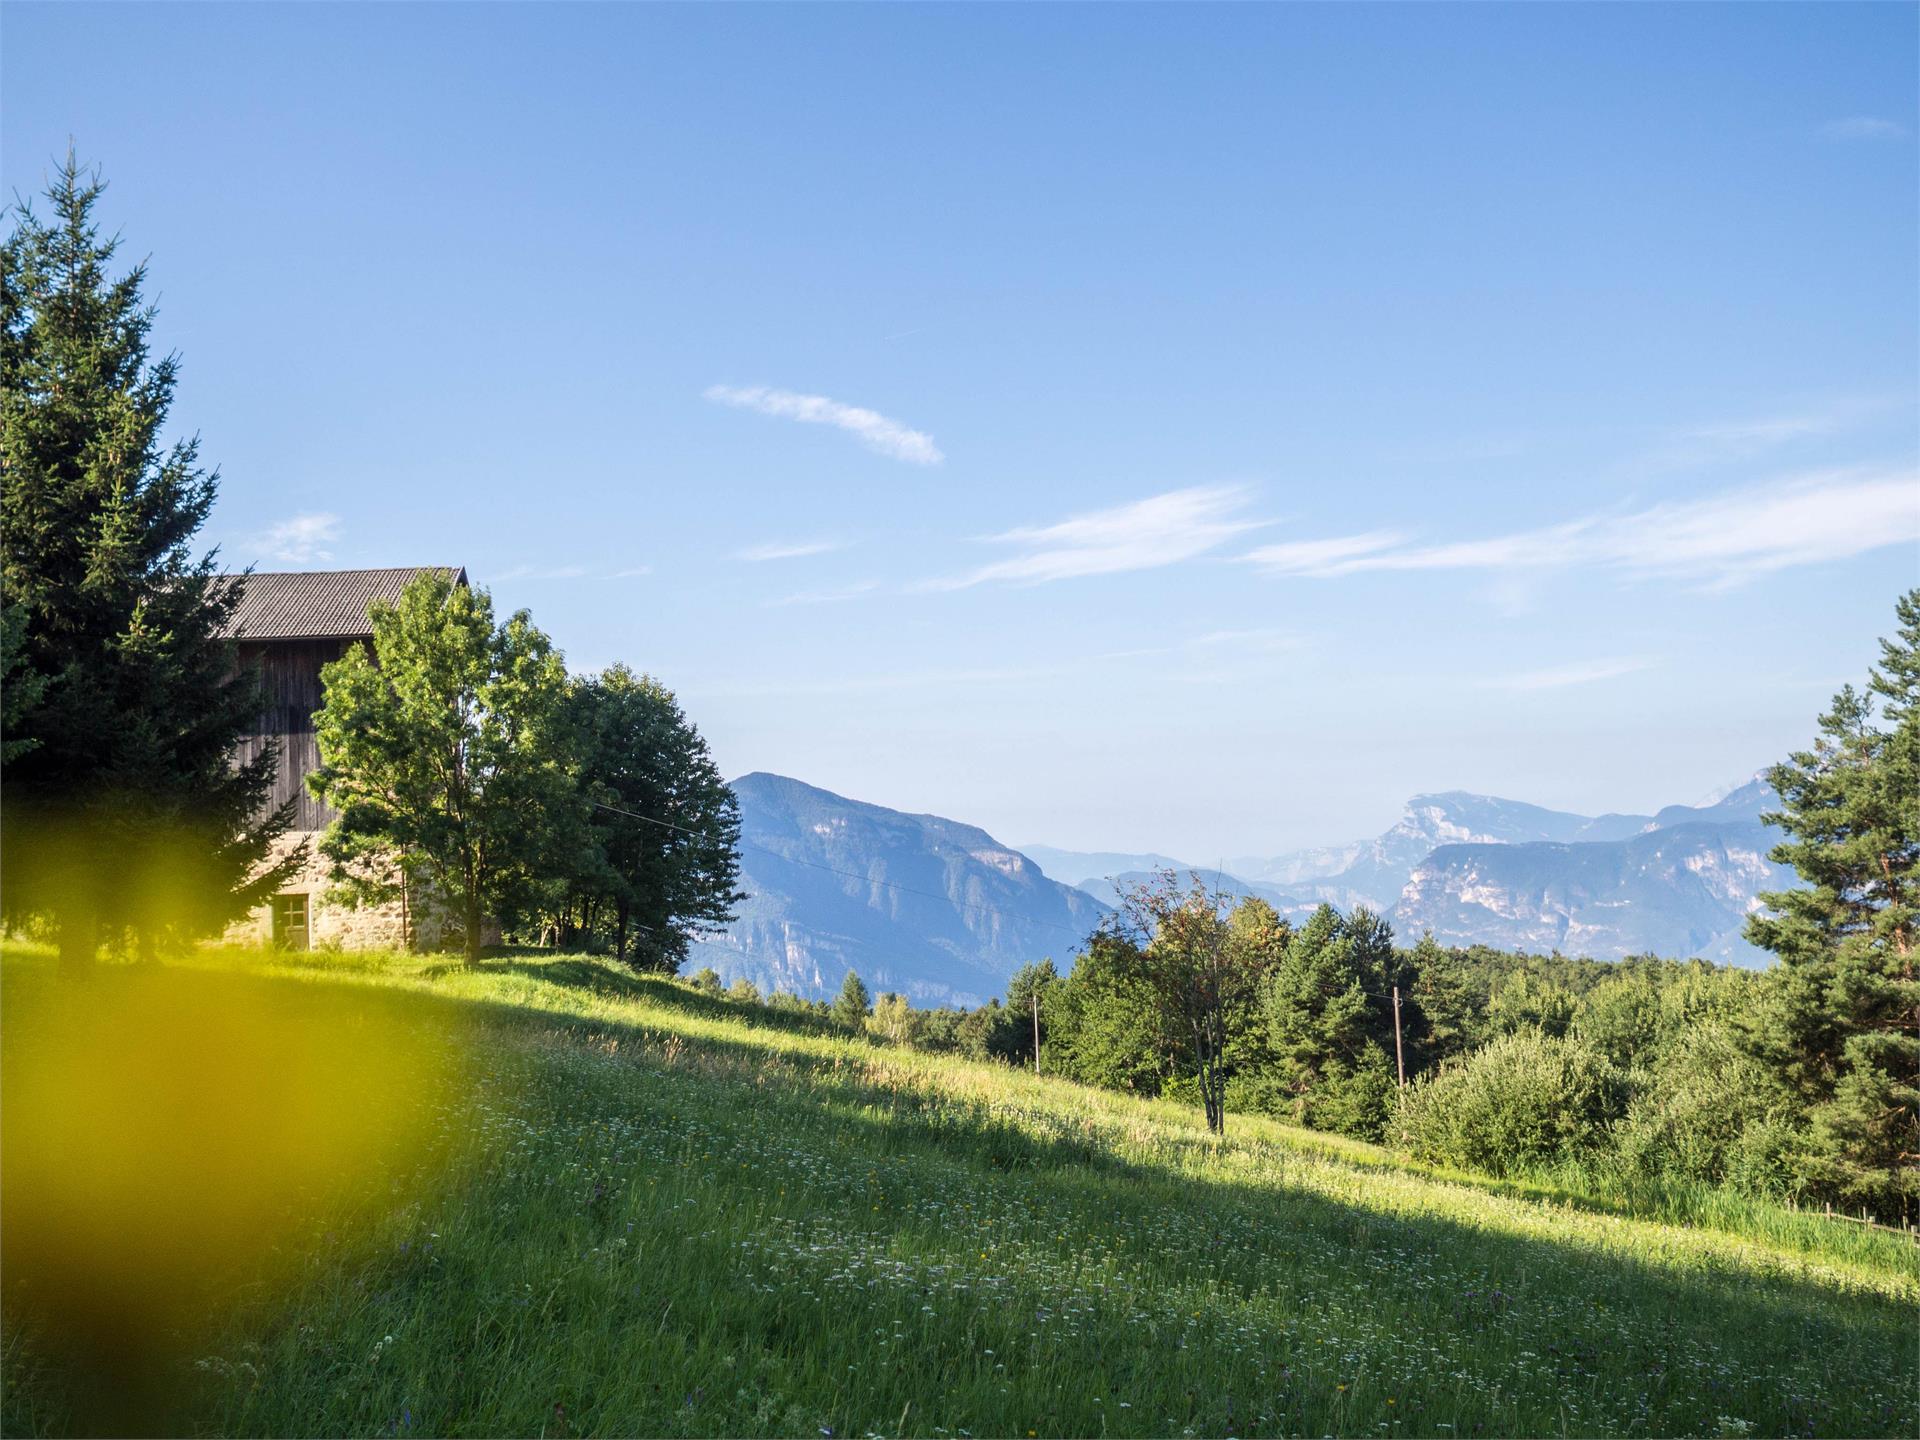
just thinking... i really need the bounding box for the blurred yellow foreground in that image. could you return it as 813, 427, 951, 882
2, 956, 458, 1432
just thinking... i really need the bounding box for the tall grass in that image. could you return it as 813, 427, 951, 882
4, 945, 1914, 1438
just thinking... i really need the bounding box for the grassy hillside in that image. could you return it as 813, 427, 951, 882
4, 946, 1915, 1438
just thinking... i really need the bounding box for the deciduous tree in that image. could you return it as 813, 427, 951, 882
568, 665, 741, 969
307, 573, 580, 965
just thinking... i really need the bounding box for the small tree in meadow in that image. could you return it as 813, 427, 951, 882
1103, 871, 1267, 1135
307, 573, 582, 964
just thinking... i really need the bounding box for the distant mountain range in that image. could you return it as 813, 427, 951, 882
1035, 779, 1790, 968
690, 771, 1793, 1005
687, 773, 1105, 1008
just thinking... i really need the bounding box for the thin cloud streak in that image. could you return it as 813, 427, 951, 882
1243, 468, 1920, 586
704, 384, 942, 465
251, 512, 341, 566
923, 484, 1267, 590
737, 538, 851, 563
1484, 658, 1652, 692
1822, 116, 1908, 141
767, 581, 880, 607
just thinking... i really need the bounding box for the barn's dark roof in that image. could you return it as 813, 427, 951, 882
219, 567, 468, 641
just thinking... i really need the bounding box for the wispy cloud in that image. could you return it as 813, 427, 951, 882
1484, 658, 1652, 692
251, 512, 341, 566
494, 563, 590, 581
1243, 468, 1920, 587
492, 564, 651, 582
1188, 627, 1304, 654
737, 538, 851, 563
704, 384, 942, 465
1822, 116, 1908, 141
768, 580, 880, 607
923, 484, 1266, 590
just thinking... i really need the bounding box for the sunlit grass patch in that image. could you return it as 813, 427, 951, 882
3, 945, 1914, 1438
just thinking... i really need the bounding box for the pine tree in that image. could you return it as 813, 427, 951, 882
1261, 904, 1397, 1138
1, 155, 295, 971
832, 970, 872, 1030
1746, 588, 1919, 1219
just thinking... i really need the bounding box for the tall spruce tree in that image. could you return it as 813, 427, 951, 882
1747, 588, 1919, 1218
1, 156, 295, 971
1261, 904, 1398, 1138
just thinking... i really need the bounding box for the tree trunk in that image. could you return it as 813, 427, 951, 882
464, 897, 483, 967
58, 907, 98, 980
616, 902, 630, 964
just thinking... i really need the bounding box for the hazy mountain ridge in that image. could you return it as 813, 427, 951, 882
699, 774, 1790, 1007
1045, 777, 1789, 971
688, 773, 1107, 1008
1396, 826, 1788, 966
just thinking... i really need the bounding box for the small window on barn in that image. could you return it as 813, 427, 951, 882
272, 892, 310, 951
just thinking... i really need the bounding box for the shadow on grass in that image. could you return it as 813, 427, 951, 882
5, 948, 1913, 1440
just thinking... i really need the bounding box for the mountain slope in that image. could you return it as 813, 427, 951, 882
1394, 813, 1792, 965
689, 773, 1107, 1007
1223, 793, 1657, 912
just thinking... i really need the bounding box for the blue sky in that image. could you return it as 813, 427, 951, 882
6, 3, 1916, 858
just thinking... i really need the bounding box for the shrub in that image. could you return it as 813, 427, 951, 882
1613, 1022, 1796, 1191
1397, 1029, 1628, 1176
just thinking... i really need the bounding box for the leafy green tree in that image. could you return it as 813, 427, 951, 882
867, 992, 923, 1046
1747, 589, 1920, 1217
831, 970, 872, 1030
1103, 871, 1268, 1135
688, 966, 723, 995
727, 977, 761, 1004
1, 155, 296, 971
307, 573, 581, 965
1044, 931, 1170, 1093
570, 664, 742, 970
1261, 904, 1397, 1138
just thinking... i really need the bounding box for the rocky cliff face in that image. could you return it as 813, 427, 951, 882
1393, 796, 1790, 966
1229, 792, 1657, 913
687, 773, 1108, 1008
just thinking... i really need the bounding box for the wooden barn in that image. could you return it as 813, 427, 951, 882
220, 566, 468, 951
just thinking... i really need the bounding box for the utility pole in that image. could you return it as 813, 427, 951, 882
1392, 984, 1406, 1089
1031, 988, 1042, 1077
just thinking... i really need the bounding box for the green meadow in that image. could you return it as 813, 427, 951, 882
3, 946, 1915, 1439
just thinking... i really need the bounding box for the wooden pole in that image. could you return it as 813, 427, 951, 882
1392, 985, 1406, 1089
1032, 988, 1041, 1077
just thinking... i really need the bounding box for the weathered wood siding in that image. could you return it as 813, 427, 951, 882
235, 638, 356, 830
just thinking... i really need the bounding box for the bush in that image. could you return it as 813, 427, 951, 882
1397, 1030, 1628, 1177
1613, 1022, 1795, 1191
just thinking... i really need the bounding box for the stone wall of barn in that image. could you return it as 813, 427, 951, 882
224, 831, 496, 953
